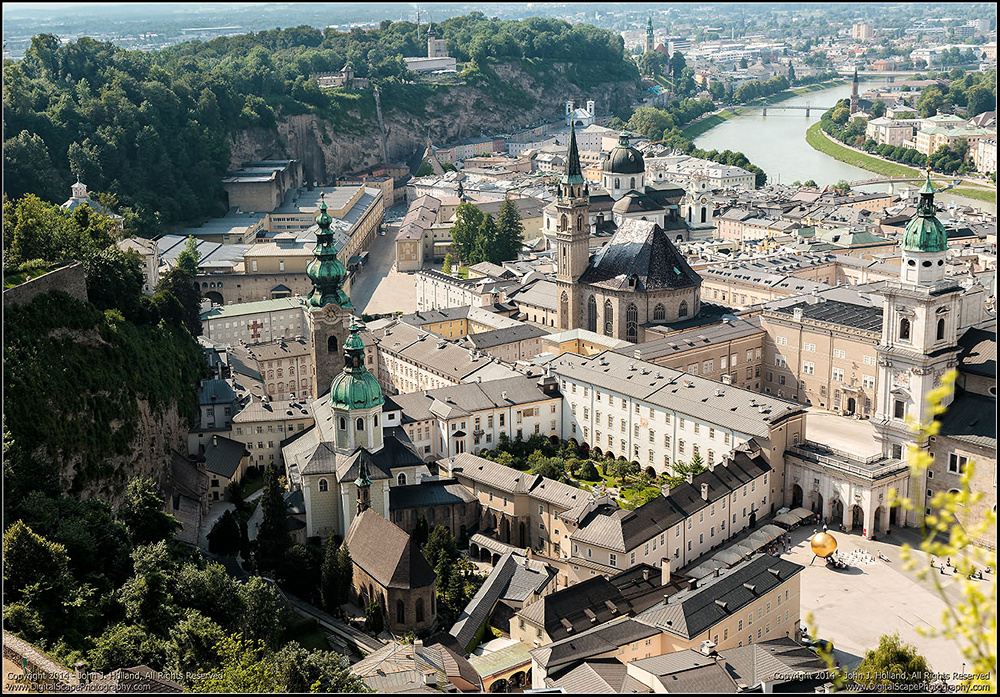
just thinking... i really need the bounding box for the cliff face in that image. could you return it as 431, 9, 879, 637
229, 61, 641, 182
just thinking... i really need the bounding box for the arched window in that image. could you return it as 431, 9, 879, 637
653, 304, 666, 321
678, 300, 689, 318
560, 214, 567, 230
277, 382, 284, 393
356, 417, 365, 431
587, 295, 598, 333
615, 177, 620, 189
289, 367, 294, 375
701, 207, 707, 224
374, 415, 379, 428
937, 318, 945, 340
268, 370, 274, 379
397, 473, 407, 486
899, 318, 911, 341
277, 369, 283, 378
626, 304, 638, 343
415, 597, 425, 623
630, 176, 636, 190
577, 215, 584, 231
560, 292, 569, 329
396, 599, 405, 624
318, 478, 329, 492
328, 336, 338, 353
604, 300, 614, 337
339, 417, 347, 430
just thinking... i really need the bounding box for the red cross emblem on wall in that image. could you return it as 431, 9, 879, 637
247, 320, 263, 340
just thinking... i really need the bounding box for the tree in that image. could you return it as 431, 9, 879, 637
739, 56, 748, 69
155, 267, 202, 336
238, 577, 283, 650
803, 179, 818, 188
442, 252, 453, 274
207, 510, 242, 557
415, 160, 433, 177
190, 635, 283, 693
639, 51, 666, 77
833, 179, 852, 193
2, 520, 73, 626
853, 634, 932, 690
365, 598, 385, 634
255, 464, 290, 573
966, 86, 996, 117
176, 235, 201, 274
449, 202, 486, 265
423, 526, 459, 571
120, 477, 181, 545
787, 63, 796, 82
89, 623, 167, 674
279, 544, 323, 600
494, 197, 525, 263
412, 516, 429, 548
335, 544, 354, 608
870, 99, 886, 118
320, 534, 344, 612
669, 51, 687, 79
578, 460, 600, 481
167, 609, 226, 676
531, 457, 566, 482
273, 643, 371, 693
84, 246, 144, 319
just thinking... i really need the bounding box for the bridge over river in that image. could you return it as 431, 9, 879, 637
730, 104, 836, 117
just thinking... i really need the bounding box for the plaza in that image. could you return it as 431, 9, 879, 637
784, 523, 974, 684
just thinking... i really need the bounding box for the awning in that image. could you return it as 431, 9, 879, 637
791, 507, 815, 521
712, 549, 744, 566
773, 512, 799, 526
687, 558, 725, 579
348, 255, 363, 266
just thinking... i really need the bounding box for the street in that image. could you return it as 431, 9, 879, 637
348, 220, 419, 316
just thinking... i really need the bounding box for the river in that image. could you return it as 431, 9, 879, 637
693, 80, 995, 214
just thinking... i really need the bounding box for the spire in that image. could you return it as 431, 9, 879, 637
355, 454, 371, 514
306, 192, 352, 309
562, 122, 584, 186
330, 324, 384, 411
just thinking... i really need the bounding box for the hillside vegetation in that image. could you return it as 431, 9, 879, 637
3, 14, 638, 234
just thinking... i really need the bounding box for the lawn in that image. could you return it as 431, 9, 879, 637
682, 109, 739, 138
3, 261, 63, 289
805, 122, 922, 179
949, 186, 997, 204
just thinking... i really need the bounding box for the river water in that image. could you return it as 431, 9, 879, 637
693, 80, 995, 214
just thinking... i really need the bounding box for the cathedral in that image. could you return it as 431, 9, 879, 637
553, 124, 703, 343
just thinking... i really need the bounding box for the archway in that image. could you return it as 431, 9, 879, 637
812, 491, 824, 516
500, 517, 511, 544
480, 546, 491, 563
510, 672, 527, 688
846, 397, 856, 416
328, 335, 338, 353
645, 466, 656, 478
889, 506, 898, 526
489, 678, 509, 693
791, 484, 803, 509
852, 504, 864, 530
830, 498, 844, 525
592, 446, 602, 458
204, 290, 224, 306
519, 522, 527, 547
873, 506, 884, 533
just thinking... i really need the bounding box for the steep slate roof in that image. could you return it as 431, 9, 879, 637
389, 479, 478, 510
466, 324, 549, 349
546, 658, 651, 693
202, 436, 247, 478
638, 555, 804, 639
343, 508, 436, 589
630, 652, 739, 693
957, 325, 996, 378
617, 316, 764, 362
516, 575, 635, 642
721, 637, 830, 688
530, 615, 661, 672
936, 388, 996, 450
446, 453, 592, 511
772, 299, 883, 333
578, 219, 702, 292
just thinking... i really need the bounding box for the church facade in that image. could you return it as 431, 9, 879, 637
553, 125, 702, 343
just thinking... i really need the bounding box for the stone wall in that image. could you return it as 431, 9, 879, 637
3, 630, 77, 689
3, 262, 87, 309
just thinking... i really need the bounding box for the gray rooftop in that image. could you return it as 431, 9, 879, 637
617, 316, 763, 362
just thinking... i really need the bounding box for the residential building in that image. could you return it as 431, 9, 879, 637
200, 297, 309, 345
222, 160, 303, 213
231, 397, 314, 472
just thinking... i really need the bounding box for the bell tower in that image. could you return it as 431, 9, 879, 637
873, 173, 961, 509
645, 16, 655, 54
554, 123, 591, 331
306, 193, 352, 399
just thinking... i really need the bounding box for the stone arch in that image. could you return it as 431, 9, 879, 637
791, 484, 803, 509
328, 335, 338, 353
626, 303, 638, 343
899, 317, 911, 341
396, 599, 406, 624
852, 504, 864, 530
678, 300, 688, 318
415, 597, 425, 623
560, 214, 568, 230
645, 466, 656, 477
318, 478, 329, 492
560, 291, 569, 329
397, 472, 407, 486
587, 295, 598, 333
205, 290, 224, 306
653, 303, 666, 321
603, 300, 614, 337
937, 318, 945, 340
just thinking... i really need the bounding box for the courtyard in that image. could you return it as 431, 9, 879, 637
785, 523, 980, 684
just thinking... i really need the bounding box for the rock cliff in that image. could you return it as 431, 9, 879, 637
229, 61, 641, 182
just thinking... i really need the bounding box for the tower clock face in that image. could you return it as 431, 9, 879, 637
892, 369, 910, 388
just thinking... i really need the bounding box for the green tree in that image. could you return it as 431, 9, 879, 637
471, 213, 496, 265
207, 509, 242, 557
167, 609, 226, 676
833, 179, 852, 193
639, 51, 666, 77
320, 534, 344, 612
119, 477, 181, 545
84, 246, 144, 319
172, 561, 243, 630
365, 598, 385, 634
279, 544, 323, 600
853, 633, 932, 690
442, 252, 453, 274
2, 520, 74, 626
494, 197, 525, 263
966, 86, 996, 117
176, 236, 201, 274
531, 457, 566, 482
449, 202, 486, 265
870, 99, 886, 118
190, 635, 282, 693
423, 526, 459, 571
273, 643, 371, 693
255, 464, 290, 573
787, 63, 796, 82
578, 460, 600, 481
335, 544, 354, 608
670, 51, 687, 79
739, 56, 748, 69
412, 516, 429, 548
238, 577, 283, 650
155, 267, 202, 336
89, 623, 167, 673
415, 160, 434, 177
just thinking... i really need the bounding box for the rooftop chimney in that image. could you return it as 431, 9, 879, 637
212, 434, 218, 447
422, 670, 437, 687
701, 482, 709, 501
661, 558, 672, 586
700, 640, 717, 656
643, 568, 650, 582
686, 471, 694, 485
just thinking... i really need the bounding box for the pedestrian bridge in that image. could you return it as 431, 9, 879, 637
731, 104, 835, 116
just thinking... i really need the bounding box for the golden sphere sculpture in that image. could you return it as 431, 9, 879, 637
810, 531, 838, 558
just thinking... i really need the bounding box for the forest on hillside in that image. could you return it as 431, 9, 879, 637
2, 13, 637, 234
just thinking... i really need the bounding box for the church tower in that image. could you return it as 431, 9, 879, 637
645, 16, 654, 54
330, 324, 386, 455
873, 173, 960, 483
555, 123, 591, 330
850, 68, 859, 115
306, 193, 352, 399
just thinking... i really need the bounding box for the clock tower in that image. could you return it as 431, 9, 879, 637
554, 122, 591, 330
872, 174, 961, 522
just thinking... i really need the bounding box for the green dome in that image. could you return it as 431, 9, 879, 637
604, 132, 645, 175
330, 324, 384, 411
902, 172, 947, 253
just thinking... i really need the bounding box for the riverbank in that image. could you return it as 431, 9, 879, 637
681, 79, 849, 139
805, 123, 997, 203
